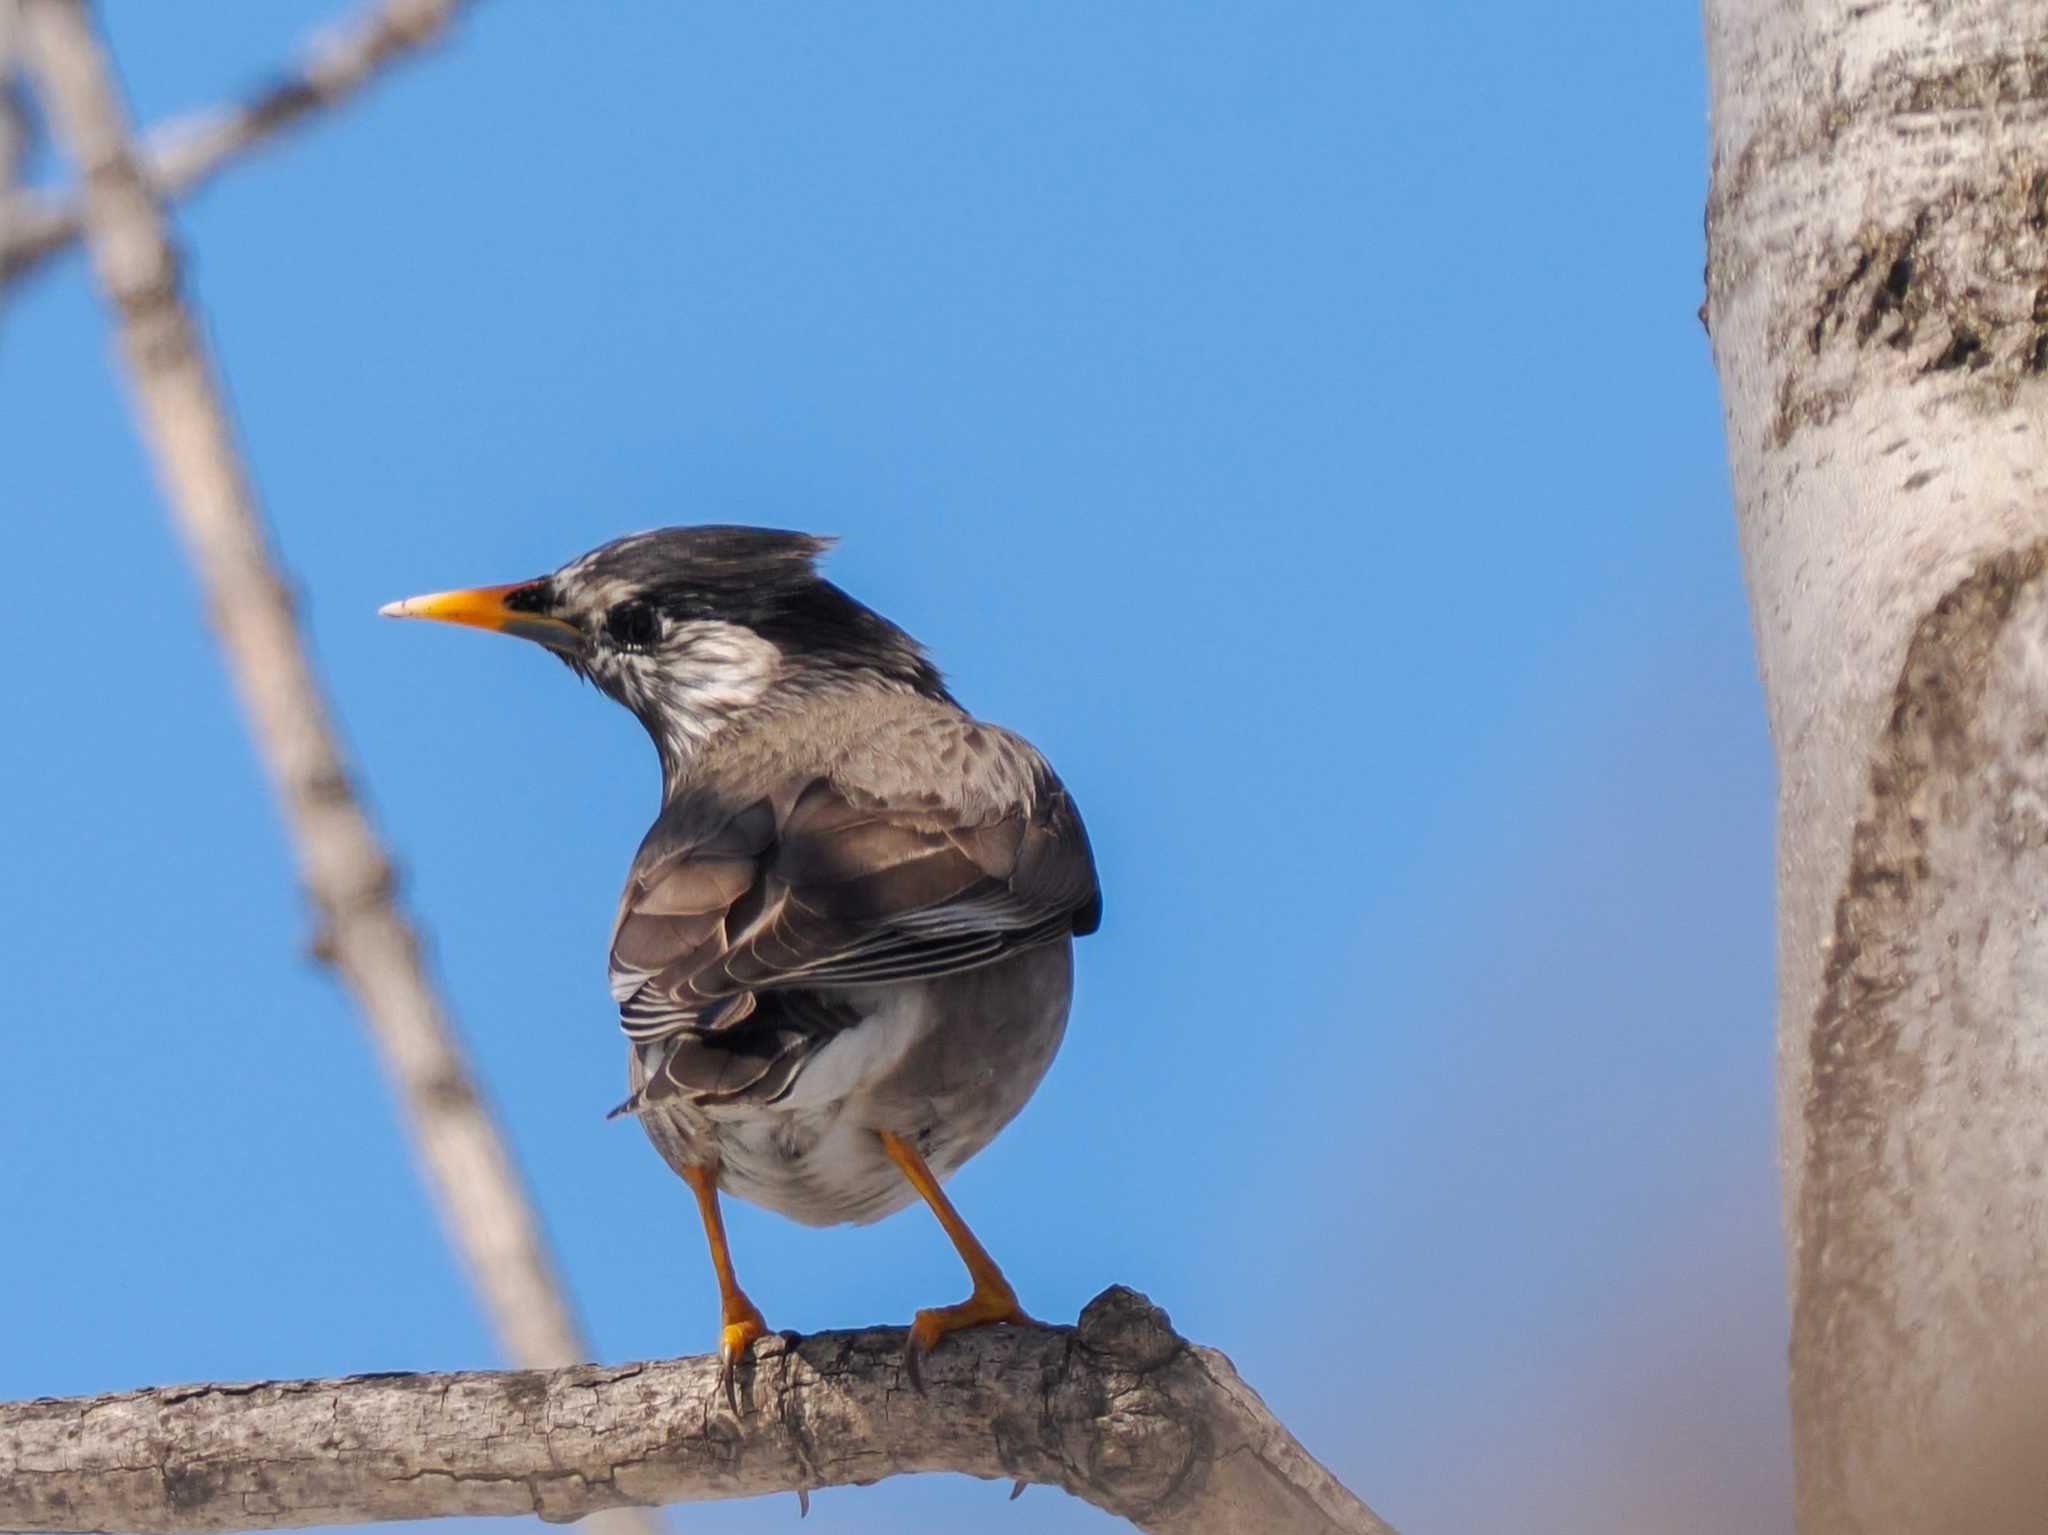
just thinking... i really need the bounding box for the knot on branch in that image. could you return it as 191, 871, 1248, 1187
1051, 1288, 1208, 1519
1076, 1285, 1184, 1371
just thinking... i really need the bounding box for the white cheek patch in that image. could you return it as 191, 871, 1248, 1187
669, 621, 780, 710
632, 620, 782, 760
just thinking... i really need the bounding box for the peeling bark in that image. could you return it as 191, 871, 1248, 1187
1705, 2, 2048, 1530
0, 1289, 1392, 1535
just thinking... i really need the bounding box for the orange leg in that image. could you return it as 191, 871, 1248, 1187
680, 1163, 769, 1411
879, 1130, 1035, 1391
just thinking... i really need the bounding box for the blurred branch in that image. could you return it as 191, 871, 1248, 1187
0, 1288, 1393, 1535
2, 0, 474, 288
19, 9, 655, 1535
0, 0, 28, 255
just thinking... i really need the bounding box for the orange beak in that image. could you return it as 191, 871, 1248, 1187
378, 581, 581, 654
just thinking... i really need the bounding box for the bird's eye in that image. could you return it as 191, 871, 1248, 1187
605, 601, 659, 649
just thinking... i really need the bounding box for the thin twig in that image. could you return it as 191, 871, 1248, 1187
19, 9, 655, 1534
2, 0, 475, 287
0, 1288, 1394, 1535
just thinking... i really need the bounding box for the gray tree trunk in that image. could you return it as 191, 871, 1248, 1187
1704, 4, 2048, 1531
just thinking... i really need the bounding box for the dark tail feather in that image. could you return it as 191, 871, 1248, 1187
604, 1087, 650, 1121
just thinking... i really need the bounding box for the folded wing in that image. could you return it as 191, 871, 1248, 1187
608, 725, 1099, 1114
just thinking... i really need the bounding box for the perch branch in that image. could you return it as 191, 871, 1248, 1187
2, 0, 476, 287
17, 22, 658, 1535
0, 1288, 1393, 1535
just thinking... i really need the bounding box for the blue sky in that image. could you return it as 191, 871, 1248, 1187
0, 4, 1786, 1532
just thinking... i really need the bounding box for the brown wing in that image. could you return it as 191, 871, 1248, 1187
608, 742, 1099, 1058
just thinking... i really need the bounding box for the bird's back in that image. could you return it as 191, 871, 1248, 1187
616, 690, 1099, 1224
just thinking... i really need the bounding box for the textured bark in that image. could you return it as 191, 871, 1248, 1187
2, 0, 477, 288
1704, 2, 2048, 1531
19, 14, 652, 1535
0, 1289, 1391, 1535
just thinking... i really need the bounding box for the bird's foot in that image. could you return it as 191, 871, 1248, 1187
903, 1277, 1036, 1395
718, 1293, 770, 1414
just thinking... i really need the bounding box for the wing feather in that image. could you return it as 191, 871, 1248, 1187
606, 717, 1100, 1112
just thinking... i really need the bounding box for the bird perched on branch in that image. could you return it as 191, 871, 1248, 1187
382, 527, 1101, 1402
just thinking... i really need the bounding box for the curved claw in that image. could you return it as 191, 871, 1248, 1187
902, 1292, 1035, 1396
717, 1306, 769, 1415
874, 1129, 1037, 1402
720, 1345, 742, 1416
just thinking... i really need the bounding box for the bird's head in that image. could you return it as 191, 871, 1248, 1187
382, 525, 949, 772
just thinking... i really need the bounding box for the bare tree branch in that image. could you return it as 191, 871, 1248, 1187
17, 14, 660, 1535
0, 1288, 1391, 1535
9, 11, 1387, 1535
2, 0, 475, 287
0, 0, 29, 254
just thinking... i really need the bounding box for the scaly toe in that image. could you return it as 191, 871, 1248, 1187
717, 1306, 769, 1414
902, 1289, 1033, 1394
